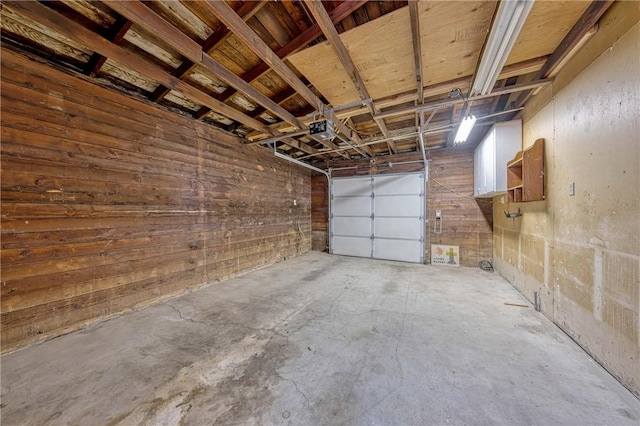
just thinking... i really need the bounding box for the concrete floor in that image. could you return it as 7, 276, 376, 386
1, 252, 639, 425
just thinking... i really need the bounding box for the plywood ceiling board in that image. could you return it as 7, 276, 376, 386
506, 1, 592, 66
287, 7, 415, 107
420, 1, 497, 86
288, 43, 360, 106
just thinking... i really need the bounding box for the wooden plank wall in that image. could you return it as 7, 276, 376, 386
311, 175, 328, 251
313, 148, 492, 266
429, 147, 493, 266
0, 48, 311, 352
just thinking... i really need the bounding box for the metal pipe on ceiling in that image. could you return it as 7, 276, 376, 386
418, 108, 440, 175
274, 149, 329, 177
293, 107, 524, 161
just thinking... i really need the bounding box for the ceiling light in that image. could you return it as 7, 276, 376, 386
471, 0, 535, 96
454, 115, 477, 143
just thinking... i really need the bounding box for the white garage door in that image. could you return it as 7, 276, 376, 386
330, 173, 425, 263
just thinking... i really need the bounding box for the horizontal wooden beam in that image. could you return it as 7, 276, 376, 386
204, 0, 324, 111
5, 1, 272, 133
106, 0, 305, 131
304, 0, 395, 155
213, 0, 368, 105
537, 0, 614, 80
150, 1, 266, 103
514, 0, 613, 109
374, 78, 554, 120
204, 0, 357, 158
83, 16, 132, 77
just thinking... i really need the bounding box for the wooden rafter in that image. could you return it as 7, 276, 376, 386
106, 0, 306, 131
150, 1, 267, 103
5, 0, 321, 158
514, 0, 614, 108
304, 0, 396, 155
204, 0, 356, 158
83, 15, 132, 77
209, 0, 368, 107
408, 1, 424, 104
408, 0, 424, 151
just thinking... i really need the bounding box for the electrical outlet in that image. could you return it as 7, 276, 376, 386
569, 182, 575, 196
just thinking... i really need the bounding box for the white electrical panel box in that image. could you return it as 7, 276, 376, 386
473, 120, 522, 198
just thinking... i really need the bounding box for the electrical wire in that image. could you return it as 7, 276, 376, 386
429, 176, 476, 199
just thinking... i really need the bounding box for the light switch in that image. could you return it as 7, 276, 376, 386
569, 182, 575, 196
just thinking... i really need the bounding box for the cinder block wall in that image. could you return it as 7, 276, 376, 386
493, 5, 639, 396
1, 48, 311, 352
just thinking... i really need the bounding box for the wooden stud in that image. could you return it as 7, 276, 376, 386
83, 16, 132, 77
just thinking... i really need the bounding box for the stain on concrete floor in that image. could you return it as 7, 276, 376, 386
1, 252, 639, 425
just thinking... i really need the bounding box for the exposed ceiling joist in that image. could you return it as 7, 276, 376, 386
514, 0, 614, 108
203, 0, 358, 157
255, 56, 549, 135
304, 0, 396, 155
408, 1, 424, 104
5, 0, 321, 157
83, 15, 132, 77
105, 0, 306, 131
537, 0, 614, 80
4, 1, 269, 132
204, 1, 320, 109
408, 1, 424, 151
213, 0, 368, 106
150, 0, 267, 103
0, 0, 605, 163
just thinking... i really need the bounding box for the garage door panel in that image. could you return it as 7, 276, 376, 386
374, 195, 422, 217
332, 178, 371, 197
373, 239, 423, 263
330, 173, 425, 264
332, 196, 372, 216
373, 174, 423, 195
333, 217, 371, 237
332, 236, 372, 258
374, 217, 421, 239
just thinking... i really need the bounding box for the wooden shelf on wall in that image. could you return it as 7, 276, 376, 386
507, 138, 545, 203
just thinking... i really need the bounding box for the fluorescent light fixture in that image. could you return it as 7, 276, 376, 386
454, 115, 477, 143
471, 0, 534, 95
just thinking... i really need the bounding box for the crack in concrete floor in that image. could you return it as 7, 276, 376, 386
1, 252, 639, 425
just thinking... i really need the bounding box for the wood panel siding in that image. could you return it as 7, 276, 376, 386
311, 174, 328, 252
313, 148, 493, 266
0, 48, 311, 352
429, 147, 493, 267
